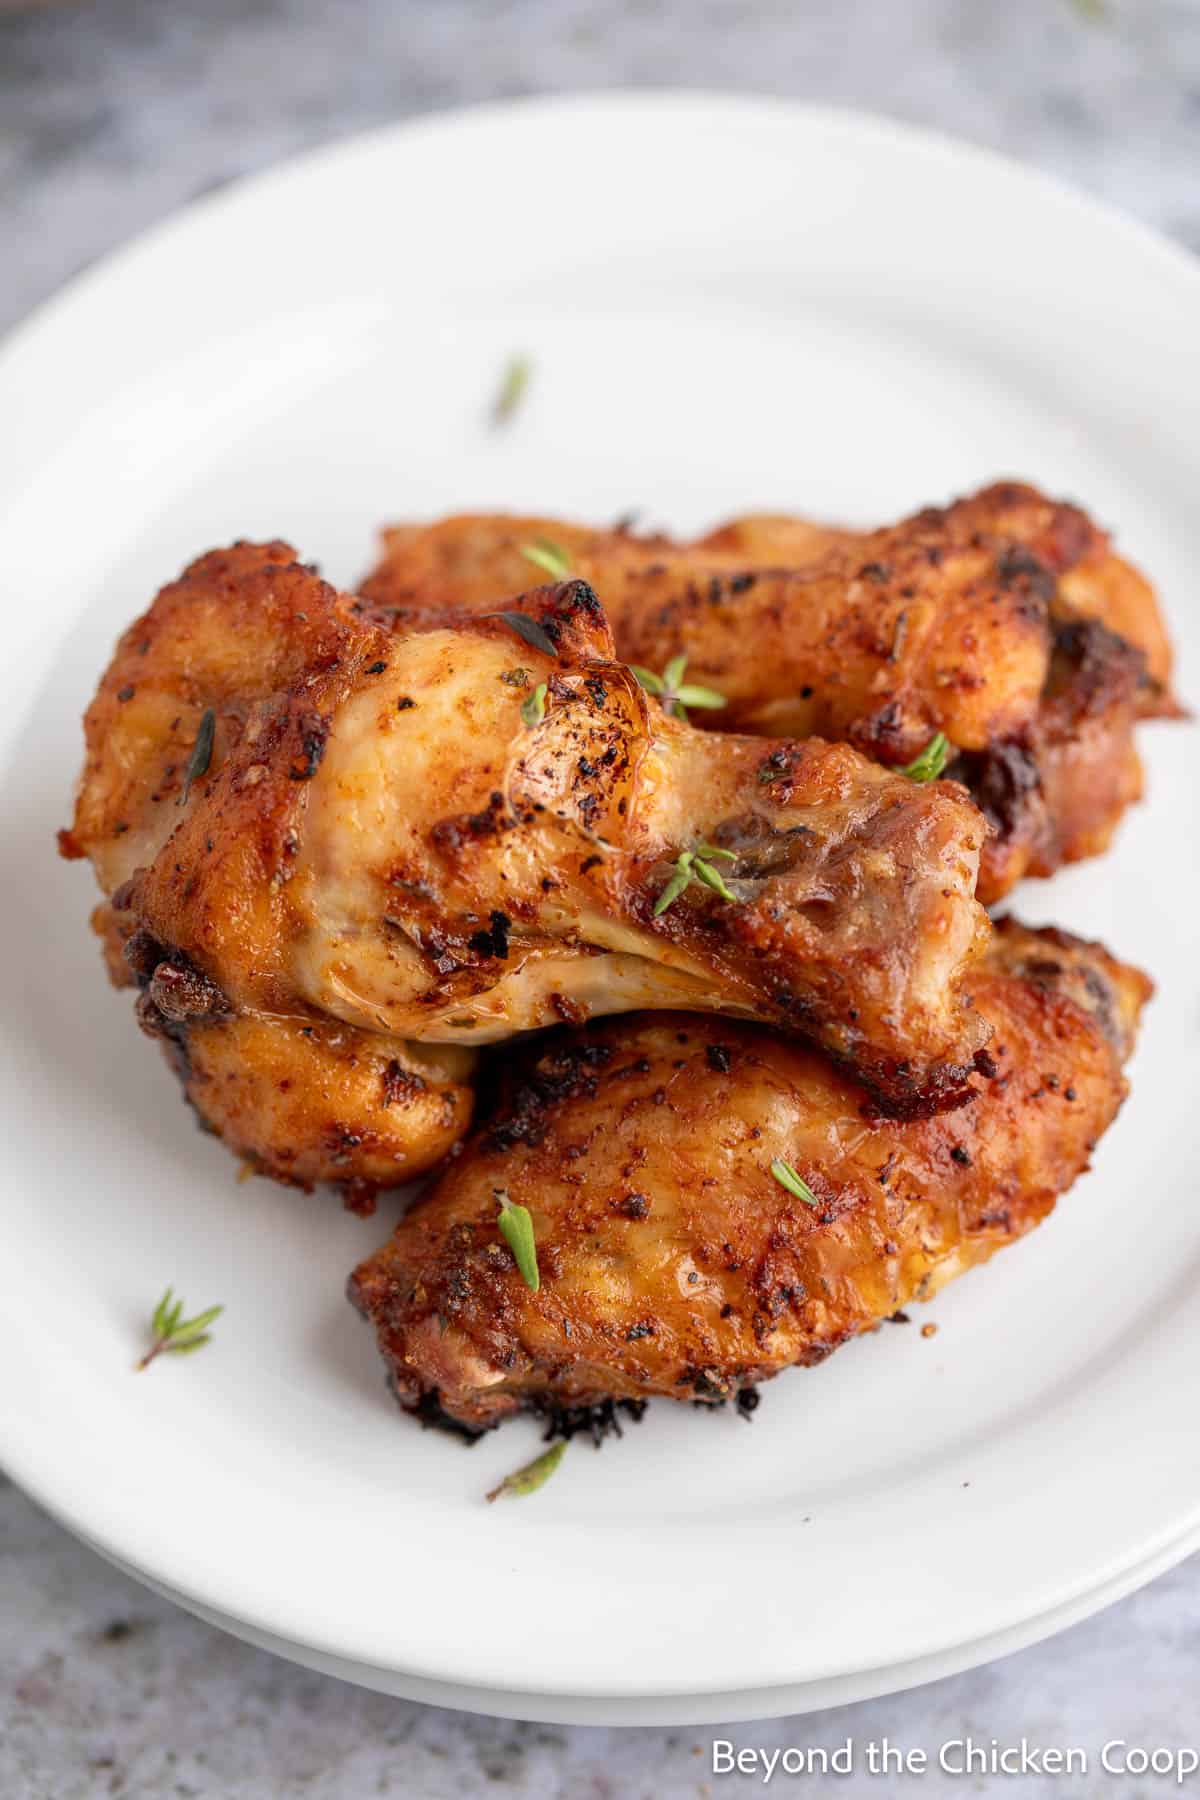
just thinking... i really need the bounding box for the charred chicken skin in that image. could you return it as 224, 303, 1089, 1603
62, 542, 995, 1121
360, 482, 1178, 903
350, 920, 1150, 1432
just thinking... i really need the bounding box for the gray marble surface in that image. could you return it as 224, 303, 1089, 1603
3, 1, 1200, 1793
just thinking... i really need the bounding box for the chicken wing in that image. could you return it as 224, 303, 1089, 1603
361, 482, 1177, 902
63, 541, 994, 1119
61, 543, 476, 1206
350, 920, 1150, 1433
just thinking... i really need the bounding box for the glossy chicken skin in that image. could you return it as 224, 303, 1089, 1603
350, 921, 1150, 1431
64, 542, 994, 1113
361, 482, 1178, 902
61, 543, 476, 1206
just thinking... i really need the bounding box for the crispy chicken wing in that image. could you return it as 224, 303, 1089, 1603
61, 543, 476, 1206
63, 542, 994, 1118
361, 482, 1177, 902
697, 483, 1177, 705
350, 920, 1150, 1432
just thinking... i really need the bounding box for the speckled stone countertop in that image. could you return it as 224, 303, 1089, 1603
3, 2, 1200, 1794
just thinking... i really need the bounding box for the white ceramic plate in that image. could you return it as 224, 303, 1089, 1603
0, 95, 1197, 1725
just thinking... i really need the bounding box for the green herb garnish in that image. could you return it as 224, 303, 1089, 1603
486, 1439, 566, 1502
898, 732, 950, 783
520, 682, 548, 727
136, 1287, 223, 1370
652, 844, 738, 917
500, 667, 531, 687
178, 708, 216, 807
488, 610, 559, 658
520, 539, 571, 581
496, 1189, 540, 1291
631, 654, 726, 723
491, 353, 531, 427
770, 1159, 820, 1208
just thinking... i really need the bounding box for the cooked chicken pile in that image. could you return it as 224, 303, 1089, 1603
62, 480, 1173, 1441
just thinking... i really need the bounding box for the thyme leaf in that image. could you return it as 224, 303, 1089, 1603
652, 851, 695, 916
136, 1287, 223, 1370
178, 708, 216, 806
770, 1159, 820, 1208
691, 856, 736, 902
898, 732, 950, 783
486, 1439, 567, 1502
487, 610, 559, 658
496, 1189, 540, 1291
632, 654, 725, 721
519, 539, 571, 581
490, 353, 531, 427
520, 682, 548, 727
653, 844, 739, 916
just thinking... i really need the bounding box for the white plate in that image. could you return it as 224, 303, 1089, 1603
0, 94, 1197, 1724
70, 1519, 1200, 1726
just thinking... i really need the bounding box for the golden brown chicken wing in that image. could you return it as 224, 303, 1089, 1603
350, 920, 1150, 1432
63, 541, 994, 1119
361, 482, 1178, 902
697, 482, 1176, 706
61, 543, 476, 1207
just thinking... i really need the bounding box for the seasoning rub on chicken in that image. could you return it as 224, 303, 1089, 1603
350, 920, 1150, 1433
62, 540, 996, 1137
361, 482, 1178, 903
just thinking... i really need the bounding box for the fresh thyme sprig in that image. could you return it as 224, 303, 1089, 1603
653, 844, 738, 917
520, 538, 572, 581
486, 1439, 566, 1502
520, 682, 548, 726
898, 732, 950, 783
631, 654, 726, 723
496, 1189, 540, 1291
491, 353, 531, 427
136, 1287, 223, 1371
178, 708, 216, 806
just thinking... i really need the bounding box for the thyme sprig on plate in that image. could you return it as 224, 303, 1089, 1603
653, 843, 738, 917
520, 538, 572, 581
770, 1159, 820, 1208
496, 1189, 540, 1291
491, 353, 531, 427
631, 654, 726, 723
898, 731, 950, 783
486, 1439, 566, 1502
136, 1287, 223, 1371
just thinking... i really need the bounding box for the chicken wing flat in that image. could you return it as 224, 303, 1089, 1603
63, 541, 994, 1119
360, 482, 1178, 902
350, 920, 1150, 1432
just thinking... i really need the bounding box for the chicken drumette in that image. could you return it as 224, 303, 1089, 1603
350, 920, 1150, 1432
62, 544, 477, 1208
360, 482, 1178, 902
